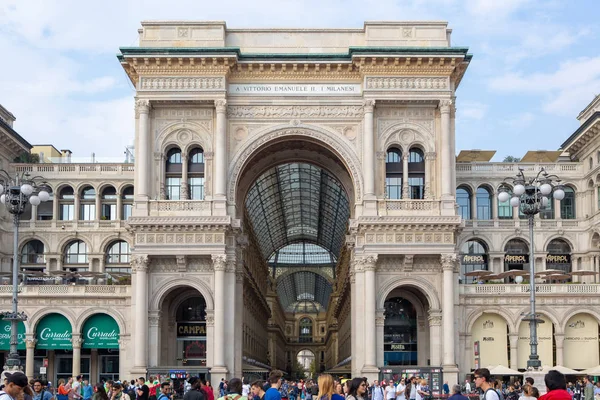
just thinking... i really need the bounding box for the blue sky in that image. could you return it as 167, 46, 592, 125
1, 0, 599, 161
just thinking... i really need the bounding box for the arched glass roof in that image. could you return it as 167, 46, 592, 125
268, 243, 336, 265
277, 271, 332, 312
245, 163, 350, 260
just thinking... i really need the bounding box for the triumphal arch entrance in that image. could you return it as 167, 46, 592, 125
120, 20, 470, 386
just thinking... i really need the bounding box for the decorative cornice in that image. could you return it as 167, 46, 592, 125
365, 76, 449, 91
226, 105, 364, 119
139, 76, 225, 91
126, 216, 235, 230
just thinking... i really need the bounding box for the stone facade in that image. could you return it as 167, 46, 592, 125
0, 21, 599, 386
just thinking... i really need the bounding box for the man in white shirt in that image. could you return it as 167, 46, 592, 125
372, 380, 385, 400
465, 380, 471, 394
474, 368, 499, 400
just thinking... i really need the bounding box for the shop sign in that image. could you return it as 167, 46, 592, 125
504, 254, 529, 264
82, 314, 120, 349
36, 313, 72, 349
546, 254, 571, 264
384, 343, 417, 352
461, 254, 487, 265
0, 320, 26, 351
177, 322, 206, 337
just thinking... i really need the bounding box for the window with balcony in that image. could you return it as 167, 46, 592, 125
106, 240, 131, 273
122, 186, 134, 220
504, 238, 529, 272
457, 187, 471, 220
560, 186, 576, 219
385, 147, 402, 199
166, 148, 183, 200
188, 147, 205, 200
460, 239, 488, 284
408, 148, 424, 199
476, 187, 492, 220
498, 188, 513, 219
21, 240, 45, 268
59, 186, 75, 221
101, 186, 117, 220
64, 240, 88, 266
79, 186, 96, 221
299, 317, 313, 343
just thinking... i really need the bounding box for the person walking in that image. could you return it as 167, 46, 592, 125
33, 379, 53, 400
316, 374, 344, 400
82, 381, 93, 400
184, 378, 205, 400
395, 379, 406, 400
448, 385, 468, 400
538, 370, 571, 400
157, 383, 171, 400
93, 383, 110, 400
474, 368, 500, 400
347, 378, 368, 400
218, 378, 246, 400
584, 377, 594, 400
265, 371, 284, 400
251, 381, 266, 400
385, 381, 396, 400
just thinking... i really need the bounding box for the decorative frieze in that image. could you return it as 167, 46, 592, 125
361, 231, 453, 245
365, 76, 449, 91
154, 109, 213, 119
136, 232, 225, 245
226, 105, 364, 119
139, 76, 226, 91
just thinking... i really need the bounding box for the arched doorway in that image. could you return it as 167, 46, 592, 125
233, 134, 356, 376
383, 297, 417, 366
563, 313, 600, 369
471, 313, 509, 369
297, 349, 315, 378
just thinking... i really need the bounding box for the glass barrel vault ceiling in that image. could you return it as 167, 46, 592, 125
245, 163, 351, 312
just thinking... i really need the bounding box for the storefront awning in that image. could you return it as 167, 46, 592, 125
36, 313, 72, 349
82, 313, 120, 349
0, 320, 25, 351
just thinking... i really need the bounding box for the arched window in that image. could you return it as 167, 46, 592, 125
504, 239, 529, 271
299, 318, 313, 343
122, 186, 134, 220
106, 241, 131, 273
476, 187, 492, 220
408, 148, 425, 199
59, 186, 75, 220
166, 148, 182, 200
64, 240, 88, 265
188, 147, 205, 200
21, 240, 45, 266
101, 186, 117, 220
460, 239, 488, 283
176, 296, 207, 366
560, 186, 576, 219
546, 238, 572, 274
498, 187, 513, 219
385, 147, 403, 199
383, 297, 417, 366
79, 186, 96, 220
457, 187, 471, 220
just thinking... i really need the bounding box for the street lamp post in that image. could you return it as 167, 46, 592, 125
498, 167, 565, 370
0, 171, 49, 371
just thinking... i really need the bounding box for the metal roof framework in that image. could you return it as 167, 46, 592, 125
245, 163, 350, 312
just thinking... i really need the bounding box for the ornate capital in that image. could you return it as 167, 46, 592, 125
355, 254, 378, 272
425, 152, 437, 161
71, 337, 84, 348
131, 255, 149, 272
428, 309, 442, 327
439, 99, 453, 114
440, 253, 458, 271
204, 151, 214, 160
215, 99, 227, 113
148, 310, 162, 327
236, 271, 245, 283
25, 338, 37, 349
205, 311, 215, 327
349, 270, 356, 284
363, 99, 376, 113
212, 254, 227, 271
226, 259, 236, 273
135, 99, 151, 115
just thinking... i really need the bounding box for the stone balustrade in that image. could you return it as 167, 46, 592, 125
460, 283, 600, 295
149, 200, 212, 216
0, 285, 130, 296
12, 163, 134, 179
456, 162, 582, 179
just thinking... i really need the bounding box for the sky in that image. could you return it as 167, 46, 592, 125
1, 0, 599, 161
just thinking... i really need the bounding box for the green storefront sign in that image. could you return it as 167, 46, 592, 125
0, 320, 26, 351
82, 314, 119, 349
36, 314, 72, 349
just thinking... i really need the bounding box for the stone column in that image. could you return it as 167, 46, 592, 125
148, 310, 161, 367
132, 254, 149, 372
470, 191, 477, 220
402, 154, 409, 199
424, 152, 435, 199
211, 255, 228, 377
116, 191, 123, 221
363, 100, 376, 200
95, 192, 102, 220
350, 269, 358, 376
234, 269, 244, 378
72, 334, 83, 377
31, 204, 38, 222
52, 195, 59, 222
440, 100, 453, 199
136, 100, 151, 200
555, 197, 562, 220
205, 311, 215, 369
214, 99, 227, 200
25, 336, 37, 379
555, 334, 565, 366
428, 309, 443, 366
361, 255, 378, 377
181, 154, 189, 200
375, 309, 386, 367
441, 254, 459, 383
74, 193, 80, 221
509, 333, 519, 370
491, 189, 498, 219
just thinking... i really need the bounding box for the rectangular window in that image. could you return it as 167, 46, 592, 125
122, 204, 132, 220
60, 204, 74, 220
498, 200, 513, 219
386, 176, 402, 199
166, 177, 181, 200
102, 204, 117, 220
188, 177, 205, 200
561, 196, 575, 219
408, 176, 424, 199
80, 204, 96, 220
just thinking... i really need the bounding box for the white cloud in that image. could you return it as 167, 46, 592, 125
458, 101, 488, 120
502, 112, 536, 129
